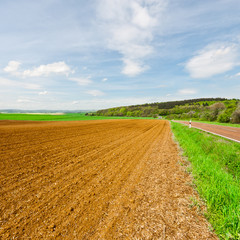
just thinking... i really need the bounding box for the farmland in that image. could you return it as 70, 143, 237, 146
0, 113, 152, 121
0, 120, 217, 239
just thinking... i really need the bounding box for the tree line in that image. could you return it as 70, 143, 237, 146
89, 98, 240, 123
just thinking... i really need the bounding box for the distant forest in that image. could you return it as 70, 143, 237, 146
91, 98, 240, 123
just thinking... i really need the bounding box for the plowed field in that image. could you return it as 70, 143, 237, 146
0, 120, 217, 239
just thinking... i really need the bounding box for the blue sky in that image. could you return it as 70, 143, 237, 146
0, 0, 240, 110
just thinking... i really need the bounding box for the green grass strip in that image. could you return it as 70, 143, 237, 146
0, 113, 153, 121
171, 121, 240, 239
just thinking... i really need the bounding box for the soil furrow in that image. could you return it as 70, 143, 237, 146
0, 120, 218, 239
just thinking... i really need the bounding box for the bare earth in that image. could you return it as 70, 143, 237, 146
175, 121, 240, 143
0, 120, 218, 239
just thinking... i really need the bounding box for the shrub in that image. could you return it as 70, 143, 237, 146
217, 111, 230, 123
209, 102, 226, 121
231, 109, 240, 123
231, 103, 240, 123
209, 102, 225, 111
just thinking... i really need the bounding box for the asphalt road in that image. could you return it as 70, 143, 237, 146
174, 121, 240, 143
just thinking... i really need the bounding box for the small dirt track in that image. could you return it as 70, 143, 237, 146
0, 120, 217, 239
175, 121, 240, 143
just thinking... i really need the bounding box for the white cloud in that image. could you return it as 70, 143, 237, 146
4, 61, 71, 78
87, 90, 105, 97
102, 78, 108, 82
97, 0, 166, 77
178, 89, 197, 95
17, 98, 33, 103
185, 43, 240, 78
69, 77, 92, 85
4, 61, 21, 73
122, 59, 148, 76
24, 83, 41, 90
131, 1, 157, 29
72, 101, 79, 105
235, 72, 240, 76
38, 90, 48, 95
0, 77, 41, 90
0, 77, 17, 87
22, 61, 71, 77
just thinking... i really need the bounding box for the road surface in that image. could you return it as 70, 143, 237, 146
174, 121, 240, 143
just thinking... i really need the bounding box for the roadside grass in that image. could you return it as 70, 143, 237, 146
171, 121, 240, 239
0, 113, 153, 121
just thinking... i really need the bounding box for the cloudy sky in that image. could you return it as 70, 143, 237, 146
1, 0, 240, 110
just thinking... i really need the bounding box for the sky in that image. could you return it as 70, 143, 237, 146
0, 0, 240, 110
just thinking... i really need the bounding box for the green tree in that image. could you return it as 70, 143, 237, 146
231, 103, 240, 123
119, 107, 127, 116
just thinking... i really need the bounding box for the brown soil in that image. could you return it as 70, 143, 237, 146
175, 121, 240, 142
0, 120, 218, 239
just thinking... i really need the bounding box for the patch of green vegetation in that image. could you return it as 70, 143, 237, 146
171, 121, 240, 239
96, 98, 240, 124
0, 113, 153, 121
167, 99, 240, 124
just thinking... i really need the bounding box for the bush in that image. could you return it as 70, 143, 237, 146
199, 111, 210, 121
231, 103, 240, 123
208, 102, 226, 121
231, 109, 240, 123
166, 114, 177, 120
217, 111, 230, 123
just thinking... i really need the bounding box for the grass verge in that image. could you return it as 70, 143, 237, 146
0, 113, 153, 121
171, 121, 240, 239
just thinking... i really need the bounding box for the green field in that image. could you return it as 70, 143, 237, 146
171, 122, 240, 239
0, 113, 153, 121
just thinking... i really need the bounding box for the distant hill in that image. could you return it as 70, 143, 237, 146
95, 98, 240, 123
